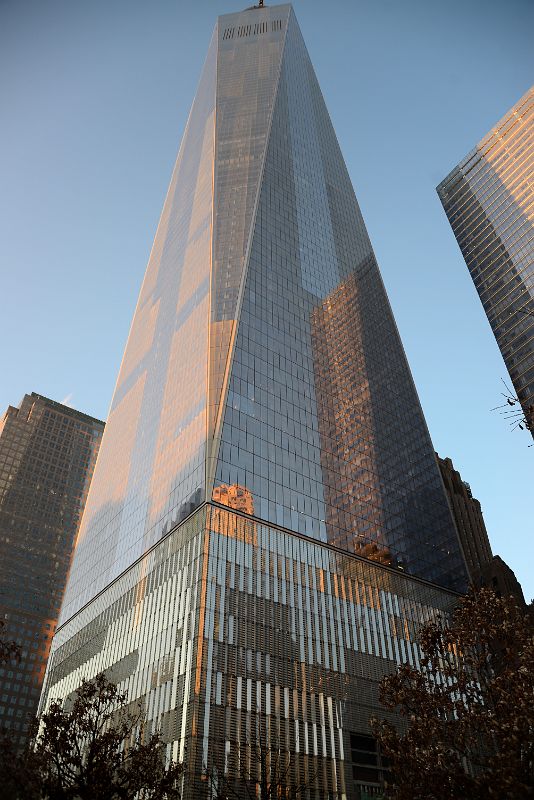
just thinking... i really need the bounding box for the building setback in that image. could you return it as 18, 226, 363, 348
40, 6, 468, 799
0, 393, 103, 745
437, 86, 534, 436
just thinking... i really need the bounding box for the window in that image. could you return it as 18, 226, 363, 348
350, 732, 391, 797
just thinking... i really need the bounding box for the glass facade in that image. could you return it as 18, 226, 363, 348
0, 393, 103, 746
42, 5, 469, 798
61, 5, 466, 626
61, 26, 218, 620
43, 506, 457, 799
212, 8, 466, 591
438, 86, 534, 435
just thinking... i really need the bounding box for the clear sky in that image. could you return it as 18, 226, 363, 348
1, 0, 532, 598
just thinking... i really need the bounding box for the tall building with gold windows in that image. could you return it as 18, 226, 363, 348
40, 6, 468, 798
438, 86, 534, 435
0, 393, 103, 747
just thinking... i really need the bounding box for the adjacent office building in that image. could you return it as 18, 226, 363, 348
436, 454, 492, 583
437, 86, 534, 436
0, 393, 104, 745
40, 6, 468, 798
437, 454, 526, 606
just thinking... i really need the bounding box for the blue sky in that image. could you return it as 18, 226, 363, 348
1, 0, 532, 598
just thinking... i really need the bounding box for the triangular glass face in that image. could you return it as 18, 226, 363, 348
207, 6, 291, 469
212, 10, 467, 592
61, 29, 219, 621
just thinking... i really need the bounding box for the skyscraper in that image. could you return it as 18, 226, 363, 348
0, 393, 103, 746
437, 86, 534, 435
41, 6, 467, 798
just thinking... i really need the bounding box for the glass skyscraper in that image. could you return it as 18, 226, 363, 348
438, 86, 534, 436
0, 393, 103, 747
41, 6, 468, 798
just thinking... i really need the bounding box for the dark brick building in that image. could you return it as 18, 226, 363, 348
437, 453, 525, 605
437, 454, 492, 582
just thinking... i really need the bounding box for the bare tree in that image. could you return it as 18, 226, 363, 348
205, 717, 318, 800
371, 589, 534, 799
0, 672, 183, 800
491, 378, 533, 441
